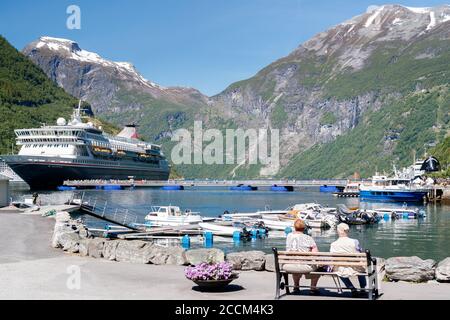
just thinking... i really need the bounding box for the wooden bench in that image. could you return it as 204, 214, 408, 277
272, 248, 379, 300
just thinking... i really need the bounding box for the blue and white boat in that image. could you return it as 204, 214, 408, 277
360, 174, 429, 202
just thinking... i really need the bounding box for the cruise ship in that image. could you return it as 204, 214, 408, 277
0, 105, 170, 189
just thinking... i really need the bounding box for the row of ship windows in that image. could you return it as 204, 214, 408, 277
24, 144, 71, 148
20, 139, 77, 143
17, 130, 82, 136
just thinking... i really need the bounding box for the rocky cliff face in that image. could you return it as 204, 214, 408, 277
23, 5, 450, 178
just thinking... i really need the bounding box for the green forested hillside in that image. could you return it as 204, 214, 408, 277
0, 35, 76, 153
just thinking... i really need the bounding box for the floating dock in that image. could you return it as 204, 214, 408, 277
63, 179, 351, 190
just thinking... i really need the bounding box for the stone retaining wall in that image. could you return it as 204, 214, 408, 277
52, 213, 450, 282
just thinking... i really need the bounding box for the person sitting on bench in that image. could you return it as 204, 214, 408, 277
285, 219, 320, 295
330, 223, 367, 297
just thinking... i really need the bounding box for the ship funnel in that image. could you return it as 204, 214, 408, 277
117, 124, 139, 139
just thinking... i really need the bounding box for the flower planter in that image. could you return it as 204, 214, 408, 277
192, 274, 239, 289
185, 262, 238, 290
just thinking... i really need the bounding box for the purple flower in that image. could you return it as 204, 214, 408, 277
185, 261, 234, 281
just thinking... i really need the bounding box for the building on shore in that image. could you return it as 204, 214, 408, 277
0, 174, 10, 207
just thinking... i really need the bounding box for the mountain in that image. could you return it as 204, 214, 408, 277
212, 4, 450, 177
23, 37, 210, 144
0, 35, 76, 154
23, 5, 450, 179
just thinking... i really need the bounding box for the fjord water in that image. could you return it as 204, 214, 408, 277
20, 187, 450, 261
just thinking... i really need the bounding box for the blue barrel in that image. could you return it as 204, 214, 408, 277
284, 227, 292, 235
233, 231, 241, 241
383, 213, 390, 220
204, 231, 213, 248
402, 212, 409, 219
182, 235, 190, 249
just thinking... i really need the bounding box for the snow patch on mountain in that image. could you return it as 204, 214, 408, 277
365, 5, 384, 27
405, 6, 432, 14
34, 37, 162, 89
427, 11, 437, 30
392, 18, 404, 26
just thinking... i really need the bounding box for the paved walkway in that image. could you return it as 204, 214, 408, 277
0, 211, 449, 300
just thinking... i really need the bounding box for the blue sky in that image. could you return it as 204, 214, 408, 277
0, 0, 446, 95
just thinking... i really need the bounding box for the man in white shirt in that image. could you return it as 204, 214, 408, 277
330, 223, 367, 296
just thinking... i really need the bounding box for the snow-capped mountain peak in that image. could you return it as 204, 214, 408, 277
30, 36, 161, 89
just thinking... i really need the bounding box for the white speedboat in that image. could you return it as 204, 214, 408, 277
199, 222, 244, 236
222, 212, 262, 221
278, 213, 329, 229
144, 206, 203, 227
276, 203, 338, 229
258, 219, 294, 231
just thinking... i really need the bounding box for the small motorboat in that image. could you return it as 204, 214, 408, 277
276, 203, 338, 229
221, 211, 262, 221
289, 203, 337, 215
256, 204, 291, 216
199, 222, 250, 237
144, 206, 203, 227
337, 205, 380, 225
258, 218, 294, 231
278, 212, 330, 229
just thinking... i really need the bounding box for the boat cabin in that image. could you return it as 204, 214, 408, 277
148, 206, 184, 217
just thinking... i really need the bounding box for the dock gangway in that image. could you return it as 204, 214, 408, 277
73, 192, 142, 231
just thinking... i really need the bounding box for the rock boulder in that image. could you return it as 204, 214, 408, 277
385, 256, 436, 282
436, 257, 450, 282
115, 240, 148, 264
144, 244, 187, 265
185, 248, 225, 265
78, 239, 90, 257
59, 231, 82, 253
87, 238, 105, 259
264, 254, 275, 272
226, 251, 266, 271
102, 240, 120, 261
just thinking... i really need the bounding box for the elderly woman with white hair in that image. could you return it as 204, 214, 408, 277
330, 223, 367, 297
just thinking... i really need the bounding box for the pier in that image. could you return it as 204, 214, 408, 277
64, 179, 351, 189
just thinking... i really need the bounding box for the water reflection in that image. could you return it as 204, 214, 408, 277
11, 187, 450, 260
